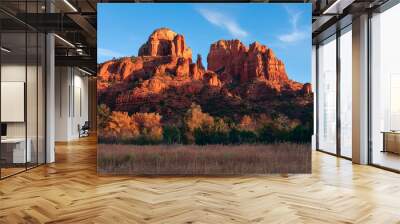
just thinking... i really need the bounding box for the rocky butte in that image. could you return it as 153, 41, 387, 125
98, 28, 313, 124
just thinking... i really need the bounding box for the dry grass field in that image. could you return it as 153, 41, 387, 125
98, 143, 311, 175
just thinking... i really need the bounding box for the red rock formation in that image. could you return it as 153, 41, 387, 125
97, 57, 145, 91
196, 54, 205, 70
207, 40, 289, 86
190, 54, 205, 80
207, 40, 248, 83
302, 83, 312, 94
204, 72, 222, 87
176, 58, 190, 77
98, 28, 311, 119
138, 28, 192, 60
154, 56, 178, 76
143, 78, 167, 93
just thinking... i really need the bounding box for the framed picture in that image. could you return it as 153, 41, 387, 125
97, 3, 312, 175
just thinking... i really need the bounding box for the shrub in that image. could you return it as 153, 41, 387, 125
212, 118, 229, 133
257, 121, 312, 144
132, 112, 163, 142
184, 103, 214, 143
258, 124, 286, 143
100, 111, 163, 144
228, 129, 258, 144
239, 130, 257, 144
103, 111, 140, 140
131, 56, 139, 63
194, 126, 229, 145
97, 104, 111, 130
194, 118, 230, 145
163, 126, 182, 144
239, 115, 257, 131
228, 129, 241, 144
286, 123, 312, 143
273, 114, 300, 131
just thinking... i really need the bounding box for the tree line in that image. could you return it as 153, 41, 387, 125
98, 103, 312, 145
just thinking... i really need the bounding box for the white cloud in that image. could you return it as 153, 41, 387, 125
98, 48, 123, 58
278, 7, 308, 43
278, 31, 307, 43
197, 8, 248, 39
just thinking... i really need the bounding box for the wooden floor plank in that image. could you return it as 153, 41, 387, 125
0, 136, 399, 223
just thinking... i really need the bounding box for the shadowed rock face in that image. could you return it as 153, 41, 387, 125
302, 83, 312, 95
98, 28, 313, 124
138, 28, 192, 60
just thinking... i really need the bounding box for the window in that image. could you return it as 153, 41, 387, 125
339, 27, 352, 158
370, 3, 400, 171
0, 1, 46, 179
317, 35, 337, 154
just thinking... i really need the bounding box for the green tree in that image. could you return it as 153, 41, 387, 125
194, 118, 230, 145
286, 123, 312, 143
229, 128, 258, 144
258, 124, 286, 143
194, 126, 229, 145
163, 126, 182, 144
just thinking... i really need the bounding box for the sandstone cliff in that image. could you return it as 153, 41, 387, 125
98, 28, 313, 125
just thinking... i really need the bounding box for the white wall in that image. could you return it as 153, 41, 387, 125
72, 73, 89, 138
1, 65, 41, 137
55, 67, 70, 141
55, 67, 89, 141
1, 63, 46, 164
1, 65, 26, 139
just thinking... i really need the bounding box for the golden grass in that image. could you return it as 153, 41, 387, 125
98, 143, 311, 175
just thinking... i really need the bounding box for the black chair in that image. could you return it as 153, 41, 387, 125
79, 121, 90, 138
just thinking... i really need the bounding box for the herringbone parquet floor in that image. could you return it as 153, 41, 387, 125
1, 136, 400, 224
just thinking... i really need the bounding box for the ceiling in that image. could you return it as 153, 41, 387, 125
311, 0, 391, 43
0, 0, 394, 73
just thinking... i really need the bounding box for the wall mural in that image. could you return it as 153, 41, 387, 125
97, 3, 313, 175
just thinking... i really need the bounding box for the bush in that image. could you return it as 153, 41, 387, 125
132, 112, 163, 142
100, 111, 163, 143
238, 115, 256, 131
258, 124, 286, 143
194, 127, 229, 145
258, 122, 312, 144
103, 111, 140, 140
97, 104, 111, 130
184, 103, 214, 143
163, 126, 182, 144
286, 123, 312, 143
131, 56, 139, 63
238, 130, 258, 143
228, 129, 257, 144
193, 118, 231, 145
228, 129, 241, 144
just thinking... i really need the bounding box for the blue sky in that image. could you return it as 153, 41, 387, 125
98, 3, 311, 83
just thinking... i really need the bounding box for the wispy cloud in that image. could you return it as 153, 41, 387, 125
98, 48, 123, 58
278, 7, 308, 43
197, 8, 248, 39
